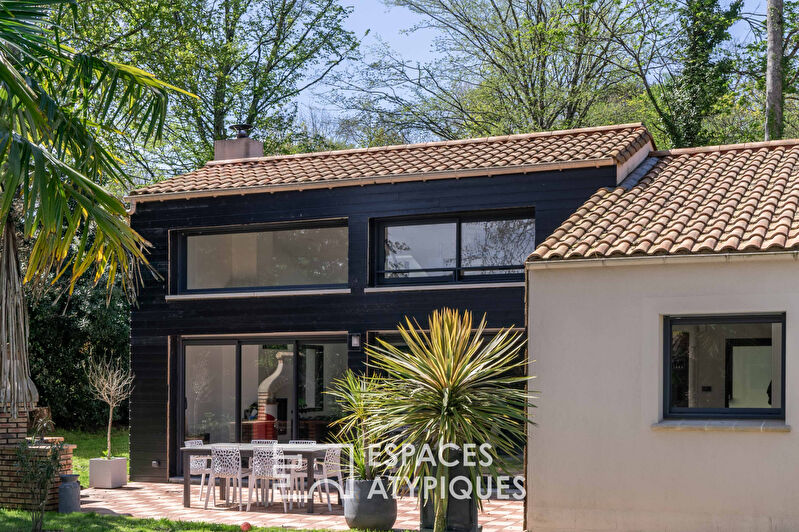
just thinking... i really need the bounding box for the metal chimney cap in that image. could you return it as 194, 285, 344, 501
229, 124, 252, 138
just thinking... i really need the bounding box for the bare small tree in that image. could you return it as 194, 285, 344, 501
85, 356, 134, 459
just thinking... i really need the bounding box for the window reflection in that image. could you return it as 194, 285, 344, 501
185, 344, 236, 443
669, 319, 783, 412
461, 218, 535, 275
383, 223, 456, 278
379, 213, 534, 282
185, 225, 348, 291
298, 343, 348, 442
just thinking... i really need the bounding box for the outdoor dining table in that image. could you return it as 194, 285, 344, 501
180, 442, 342, 513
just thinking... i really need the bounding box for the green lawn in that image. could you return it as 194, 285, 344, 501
0, 510, 323, 531
56, 428, 130, 488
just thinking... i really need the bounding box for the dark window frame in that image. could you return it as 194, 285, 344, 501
372, 209, 535, 286
663, 313, 786, 420
173, 219, 349, 295
177, 334, 345, 476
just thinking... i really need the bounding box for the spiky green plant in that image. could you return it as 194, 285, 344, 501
327, 370, 385, 481
366, 308, 535, 532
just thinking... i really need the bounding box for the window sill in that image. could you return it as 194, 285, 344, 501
364, 282, 524, 293
651, 419, 790, 433
166, 288, 351, 301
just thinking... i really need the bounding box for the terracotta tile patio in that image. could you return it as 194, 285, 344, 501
80, 482, 524, 531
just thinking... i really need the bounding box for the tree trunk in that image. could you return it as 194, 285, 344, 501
433, 452, 450, 532
766, 0, 784, 140
0, 217, 39, 416
107, 404, 114, 458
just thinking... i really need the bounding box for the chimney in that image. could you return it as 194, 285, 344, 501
213, 124, 264, 161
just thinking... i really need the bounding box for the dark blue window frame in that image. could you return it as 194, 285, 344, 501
663, 313, 786, 420
373, 209, 535, 286
172, 219, 349, 295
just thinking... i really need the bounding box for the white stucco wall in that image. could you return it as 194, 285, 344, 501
526, 257, 799, 532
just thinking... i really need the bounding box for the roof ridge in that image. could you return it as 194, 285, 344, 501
205, 123, 647, 167
652, 138, 799, 157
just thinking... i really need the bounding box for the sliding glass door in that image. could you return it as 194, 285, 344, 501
184, 344, 237, 443
297, 341, 348, 442
182, 337, 347, 451
240, 343, 294, 443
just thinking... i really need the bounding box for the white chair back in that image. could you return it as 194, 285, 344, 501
251, 447, 283, 478
211, 446, 242, 478
185, 440, 208, 473
289, 440, 316, 444
323, 446, 341, 472
251, 439, 277, 445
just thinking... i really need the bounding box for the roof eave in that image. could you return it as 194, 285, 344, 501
124, 157, 617, 205
525, 250, 799, 270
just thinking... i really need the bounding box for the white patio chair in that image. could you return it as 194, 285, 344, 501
204, 446, 250, 511
247, 445, 291, 512
184, 440, 210, 503
314, 446, 343, 512
287, 440, 316, 506
247, 440, 277, 468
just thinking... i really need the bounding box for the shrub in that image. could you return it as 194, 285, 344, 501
16, 415, 64, 532
26, 276, 130, 430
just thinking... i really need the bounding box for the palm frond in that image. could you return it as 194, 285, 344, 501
0, 0, 195, 293
0, 0, 193, 409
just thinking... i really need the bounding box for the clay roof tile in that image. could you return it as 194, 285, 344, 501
529, 138, 799, 262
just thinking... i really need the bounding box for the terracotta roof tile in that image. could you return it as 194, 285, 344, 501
129, 124, 653, 198
530, 139, 799, 261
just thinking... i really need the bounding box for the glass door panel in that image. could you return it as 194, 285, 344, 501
185, 344, 236, 444
241, 343, 295, 443
297, 342, 348, 442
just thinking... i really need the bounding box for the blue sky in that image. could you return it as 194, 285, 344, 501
346, 0, 766, 52
297, 2, 436, 114
299, 0, 768, 117
344, 2, 437, 64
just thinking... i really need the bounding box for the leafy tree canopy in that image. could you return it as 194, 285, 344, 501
68, 0, 360, 178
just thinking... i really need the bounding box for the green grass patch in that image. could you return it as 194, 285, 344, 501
0, 509, 324, 531
56, 428, 130, 488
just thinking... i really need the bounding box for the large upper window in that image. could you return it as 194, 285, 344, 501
178, 222, 348, 293
664, 314, 785, 419
375, 211, 535, 284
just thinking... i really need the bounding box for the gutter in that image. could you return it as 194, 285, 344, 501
123, 157, 617, 207
526, 250, 799, 270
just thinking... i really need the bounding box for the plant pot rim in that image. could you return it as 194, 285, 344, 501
89, 456, 128, 461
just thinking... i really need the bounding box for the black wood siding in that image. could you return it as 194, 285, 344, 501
129, 167, 616, 481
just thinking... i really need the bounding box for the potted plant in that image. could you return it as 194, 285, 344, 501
85, 356, 134, 488
366, 308, 535, 532
328, 370, 396, 531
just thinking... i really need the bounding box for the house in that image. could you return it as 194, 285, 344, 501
526, 139, 799, 531
125, 123, 654, 482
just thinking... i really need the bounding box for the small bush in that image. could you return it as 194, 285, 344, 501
16, 416, 64, 532
27, 276, 130, 431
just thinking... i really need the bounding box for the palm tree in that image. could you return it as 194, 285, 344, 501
366, 308, 536, 532
0, 0, 190, 415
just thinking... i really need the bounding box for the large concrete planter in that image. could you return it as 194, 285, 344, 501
344, 478, 397, 531
420, 454, 481, 532
89, 457, 127, 488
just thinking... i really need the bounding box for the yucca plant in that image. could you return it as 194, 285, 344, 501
327, 369, 385, 480
366, 308, 535, 532
0, 0, 191, 415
